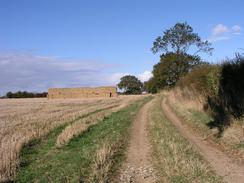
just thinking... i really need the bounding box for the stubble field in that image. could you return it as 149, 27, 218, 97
0, 96, 144, 182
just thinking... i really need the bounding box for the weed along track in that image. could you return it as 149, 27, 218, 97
14, 96, 152, 182
161, 98, 244, 183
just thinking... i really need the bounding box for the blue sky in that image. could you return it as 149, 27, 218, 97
0, 0, 243, 94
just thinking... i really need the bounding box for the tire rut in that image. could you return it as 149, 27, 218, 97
162, 99, 244, 183
119, 100, 157, 183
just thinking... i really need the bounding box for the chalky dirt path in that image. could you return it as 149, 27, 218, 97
119, 100, 157, 183
162, 99, 244, 183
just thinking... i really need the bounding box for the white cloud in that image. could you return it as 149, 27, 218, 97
208, 36, 230, 42
0, 51, 153, 95
0, 52, 116, 95
212, 24, 230, 36
0, 52, 152, 96
138, 70, 153, 82
107, 70, 153, 85
208, 24, 242, 42
105, 72, 129, 84
232, 25, 242, 35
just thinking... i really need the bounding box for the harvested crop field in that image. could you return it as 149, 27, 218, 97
1, 94, 243, 183
0, 96, 144, 181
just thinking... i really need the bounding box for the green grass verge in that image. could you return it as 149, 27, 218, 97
168, 96, 244, 163
168, 100, 214, 137
149, 95, 222, 183
15, 96, 152, 183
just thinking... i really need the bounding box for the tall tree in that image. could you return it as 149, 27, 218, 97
144, 78, 157, 93
153, 52, 202, 88
118, 75, 143, 94
151, 22, 213, 55
148, 22, 212, 92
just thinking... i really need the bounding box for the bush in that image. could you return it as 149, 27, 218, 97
175, 54, 244, 133
219, 55, 244, 118
208, 55, 244, 129
177, 64, 220, 97
5, 91, 47, 98
144, 78, 158, 94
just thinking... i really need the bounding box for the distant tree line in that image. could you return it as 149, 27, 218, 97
2, 91, 47, 98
